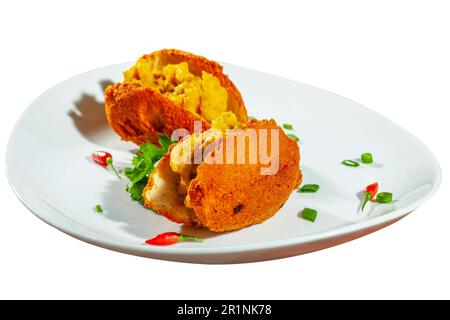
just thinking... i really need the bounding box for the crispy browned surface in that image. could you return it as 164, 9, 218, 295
189, 119, 302, 232
143, 119, 302, 232
143, 153, 203, 227
105, 82, 206, 145
105, 49, 248, 145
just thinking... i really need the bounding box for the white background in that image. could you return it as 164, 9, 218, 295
0, 0, 448, 299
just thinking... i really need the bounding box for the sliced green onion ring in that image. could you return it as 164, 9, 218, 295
341, 160, 360, 167
283, 123, 293, 130
95, 204, 103, 213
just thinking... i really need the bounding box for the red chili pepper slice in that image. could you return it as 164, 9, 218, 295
361, 182, 379, 212
145, 232, 203, 246
92, 151, 121, 179
92, 151, 112, 167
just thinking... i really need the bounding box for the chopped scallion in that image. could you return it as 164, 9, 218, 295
95, 204, 103, 213
287, 133, 299, 142
341, 160, 360, 167
376, 192, 393, 203
301, 207, 317, 222
298, 184, 320, 193
283, 123, 293, 130
361, 153, 374, 164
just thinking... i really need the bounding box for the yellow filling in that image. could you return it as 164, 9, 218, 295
123, 58, 239, 130
169, 130, 220, 208
211, 112, 240, 133
124, 58, 243, 203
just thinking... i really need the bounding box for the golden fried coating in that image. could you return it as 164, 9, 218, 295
105, 49, 247, 145
143, 119, 302, 232
105, 82, 206, 146
189, 119, 302, 231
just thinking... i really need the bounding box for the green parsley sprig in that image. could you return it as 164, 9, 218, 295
124, 135, 173, 202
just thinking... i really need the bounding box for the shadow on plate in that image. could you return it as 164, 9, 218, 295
101, 178, 225, 240
353, 158, 384, 169
68, 80, 129, 149
100, 178, 160, 239
180, 225, 231, 240
355, 190, 397, 217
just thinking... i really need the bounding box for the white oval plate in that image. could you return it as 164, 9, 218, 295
6, 63, 441, 264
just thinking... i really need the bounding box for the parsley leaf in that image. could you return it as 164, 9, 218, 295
158, 135, 173, 151
124, 135, 173, 202
127, 180, 148, 202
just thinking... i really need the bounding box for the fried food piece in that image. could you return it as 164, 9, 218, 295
143, 152, 204, 227
189, 119, 302, 231
105, 49, 248, 145
143, 119, 302, 232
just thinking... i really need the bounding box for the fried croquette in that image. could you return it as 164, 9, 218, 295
105, 49, 248, 145
143, 119, 302, 232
